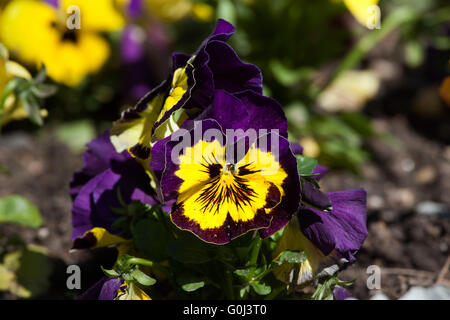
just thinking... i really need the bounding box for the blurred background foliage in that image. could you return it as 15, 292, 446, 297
0, 0, 449, 172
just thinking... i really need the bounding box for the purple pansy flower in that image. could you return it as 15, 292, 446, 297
157, 89, 300, 244
70, 131, 158, 249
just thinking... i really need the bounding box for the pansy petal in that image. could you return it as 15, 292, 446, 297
110, 80, 169, 158
71, 160, 157, 241
71, 227, 129, 250
70, 131, 129, 200
234, 90, 288, 138
117, 282, 152, 300
301, 180, 332, 210
298, 189, 368, 262
198, 90, 288, 142
312, 164, 329, 180
206, 41, 262, 95
161, 119, 226, 203
289, 142, 304, 156
76, 277, 122, 300
258, 135, 301, 238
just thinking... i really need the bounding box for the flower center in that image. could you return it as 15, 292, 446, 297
223, 163, 236, 176
50, 21, 79, 43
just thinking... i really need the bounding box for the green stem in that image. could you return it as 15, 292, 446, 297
249, 234, 262, 267
319, 7, 418, 96
126, 257, 154, 268
224, 268, 235, 300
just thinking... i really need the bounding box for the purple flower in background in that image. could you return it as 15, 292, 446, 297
127, 0, 143, 19
120, 25, 153, 100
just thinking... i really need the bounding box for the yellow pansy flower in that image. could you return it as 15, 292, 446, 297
0, 0, 124, 87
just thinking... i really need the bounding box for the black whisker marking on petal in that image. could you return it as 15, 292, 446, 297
238, 163, 260, 176
195, 173, 257, 215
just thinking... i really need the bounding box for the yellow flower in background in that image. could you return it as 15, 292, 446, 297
0, 42, 34, 126
117, 0, 214, 22
343, 0, 380, 27
145, 0, 192, 21
0, 0, 125, 87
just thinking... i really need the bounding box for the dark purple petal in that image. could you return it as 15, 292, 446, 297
70, 131, 129, 200
298, 189, 368, 262
76, 277, 123, 300
312, 164, 329, 181
234, 90, 287, 138
206, 41, 262, 95
301, 180, 332, 210
152, 19, 262, 133
172, 52, 191, 70
289, 142, 303, 155
99, 278, 123, 300
71, 159, 157, 240
197, 90, 288, 142
333, 286, 353, 300
209, 19, 235, 41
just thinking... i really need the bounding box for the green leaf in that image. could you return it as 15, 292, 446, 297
0, 78, 22, 112
250, 281, 271, 296
295, 155, 317, 177
33, 65, 47, 84
101, 266, 120, 278
132, 218, 168, 262
131, 268, 156, 286
239, 287, 249, 299
30, 84, 58, 98
0, 195, 42, 228
177, 275, 206, 292
274, 250, 306, 265
234, 268, 252, 279
19, 91, 43, 126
